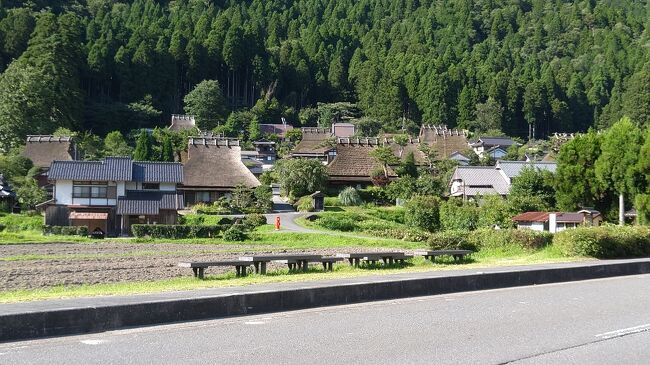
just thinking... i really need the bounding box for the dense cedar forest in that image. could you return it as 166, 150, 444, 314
1, 0, 650, 152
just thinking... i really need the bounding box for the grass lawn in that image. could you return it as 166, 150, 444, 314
0, 245, 586, 303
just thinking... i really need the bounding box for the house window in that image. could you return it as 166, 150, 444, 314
142, 183, 160, 190
73, 181, 107, 198
196, 192, 211, 202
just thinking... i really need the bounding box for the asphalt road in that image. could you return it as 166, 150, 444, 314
3, 275, 650, 364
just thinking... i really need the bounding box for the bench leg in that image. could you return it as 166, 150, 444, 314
198, 267, 205, 279
430, 255, 436, 263
192, 267, 198, 278
328, 262, 334, 271
381, 257, 388, 264
253, 262, 260, 273
389, 258, 394, 265
347, 258, 354, 266
260, 262, 267, 275
301, 260, 308, 272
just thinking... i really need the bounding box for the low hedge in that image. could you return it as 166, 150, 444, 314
365, 228, 431, 242
131, 224, 227, 239
554, 225, 650, 258
428, 228, 552, 251
43, 225, 88, 236
223, 225, 248, 241
243, 213, 267, 229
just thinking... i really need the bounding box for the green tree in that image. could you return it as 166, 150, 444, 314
159, 134, 174, 162
398, 151, 418, 178
370, 146, 400, 177
595, 117, 643, 225
133, 130, 153, 161
508, 167, 556, 210
184, 80, 228, 130
555, 130, 603, 211
103, 131, 132, 157
273, 158, 328, 198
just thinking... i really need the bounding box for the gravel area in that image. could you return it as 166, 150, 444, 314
0, 243, 391, 290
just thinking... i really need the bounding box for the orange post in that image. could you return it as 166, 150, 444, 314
275, 216, 281, 230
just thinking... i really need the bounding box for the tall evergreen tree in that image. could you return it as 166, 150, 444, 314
133, 130, 153, 161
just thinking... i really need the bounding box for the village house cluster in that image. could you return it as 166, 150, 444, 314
16, 115, 597, 237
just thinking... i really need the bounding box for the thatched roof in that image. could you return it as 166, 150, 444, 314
291, 128, 334, 157
418, 125, 469, 158
182, 138, 260, 190
327, 141, 397, 182
169, 114, 197, 132
23, 135, 76, 169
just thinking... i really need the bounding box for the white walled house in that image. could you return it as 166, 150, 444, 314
44, 157, 184, 236
512, 211, 603, 233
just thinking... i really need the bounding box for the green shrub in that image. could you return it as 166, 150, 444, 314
554, 225, 650, 258
365, 207, 405, 224
324, 196, 340, 206
440, 199, 479, 231
0, 213, 43, 231
295, 195, 314, 212
180, 214, 231, 226
243, 213, 267, 229
192, 202, 230, 215
358, 186, 391, 205
363, 228, 430, 242
43, 225, 88, 236
131, 224, 225, 239
428, 230, 475, 250
223, 225, 248, 241
314, 213, 359, 231
404, 196, 440, 232
338, 187, 363, 206
0, 224, 5, 232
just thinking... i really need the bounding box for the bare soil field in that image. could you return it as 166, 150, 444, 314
0, 243, 386, 290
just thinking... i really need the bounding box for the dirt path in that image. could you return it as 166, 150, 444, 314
0, 243, 391, 291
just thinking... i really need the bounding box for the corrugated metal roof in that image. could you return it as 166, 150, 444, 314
512, 212, 550, 222
117, 191, 184, 215
450, 166, 510, 195
49, 158, 182, 183
496, 161, 557, 178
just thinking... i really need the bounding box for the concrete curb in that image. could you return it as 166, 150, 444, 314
2, 259, 650, 342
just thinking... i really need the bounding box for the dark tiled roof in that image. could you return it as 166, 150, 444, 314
133, 162, 183, 183
23, 135, 76, 169
117, 190, 184, 215
183, 140, 260, 189
49, 157, 182, 183
472, 136, 517, 148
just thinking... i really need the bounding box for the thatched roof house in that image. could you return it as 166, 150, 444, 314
169, 114, 197, 132
181, 137, 260, 206
23, 135, 77, 169
291, 127, 334, 160
327, 137, 397, 186
418, 125, 469, 158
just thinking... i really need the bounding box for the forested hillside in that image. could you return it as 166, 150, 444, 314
1, 0, 650, 151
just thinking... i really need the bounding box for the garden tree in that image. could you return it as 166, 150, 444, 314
508, 167, 556, 210
133, 130, 153, 161
555, 130, 603, 211
355, 117, 382, 136
273, 158, 328, 199
477, 194, 515, 229
439, 198, 479, 231
404, 195, 440, 233
253, 185, 273, 212
0, 152, 32, 183
370, 146, 400, 178
248, 119, 261, 142
595, 117, 643, 225
14, 176, 46, 209
218, 110, 254, 138
316, 102, 361, 127
284, 128, 303, 143
634, 194, 650, 225
103, 131, 132, 157
184, 80, 227, 130
159, 134, 174, 162
392, 134, 409, 158
397, 151, 418, 178
76, 132, 103, 160
298, 107, 319, 126
419, 144, 438, 171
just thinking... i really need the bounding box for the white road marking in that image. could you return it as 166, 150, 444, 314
80, 340, 105, 345
595, 323, 650, 339
244, 321, 266, 325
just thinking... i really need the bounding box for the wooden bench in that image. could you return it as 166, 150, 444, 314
178, 261, 252, 279
336, 252, 413, 266
413, 250, 473, 262
274, 256, 344, 272
239, 254, 323, 274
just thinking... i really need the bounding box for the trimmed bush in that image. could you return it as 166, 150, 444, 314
404, 196, 440, 232
180, 214, 232, 226
554, 225, 650, 258
43, 225, 88, 236
314, 213, 359, 231
243, 213, 267, 229
131, 224, 226, 239
223, 225, 248, 241
358, 186, 391, 206
428, 228, 552, 252
365, 207, 405, 224
338, 187, 363, 206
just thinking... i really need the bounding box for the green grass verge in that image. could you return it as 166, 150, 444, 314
0, 247, 587, 303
